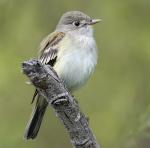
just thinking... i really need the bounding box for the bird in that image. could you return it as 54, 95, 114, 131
24, 11, 100, 140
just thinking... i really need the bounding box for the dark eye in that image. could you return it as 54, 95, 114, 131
73, 21, 80, 27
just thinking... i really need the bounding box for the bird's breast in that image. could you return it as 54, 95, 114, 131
54, 35, 98, 92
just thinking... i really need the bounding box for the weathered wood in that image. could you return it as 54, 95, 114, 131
22, 59, 100, 148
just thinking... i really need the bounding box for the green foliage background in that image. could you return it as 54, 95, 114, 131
0, 0, 150, 148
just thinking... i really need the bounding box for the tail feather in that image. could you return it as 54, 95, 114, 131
24, 94, 48, 140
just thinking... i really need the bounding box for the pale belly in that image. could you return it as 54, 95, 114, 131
53, 48, 97, 92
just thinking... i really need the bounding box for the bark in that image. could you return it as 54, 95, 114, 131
22, 59, 100, 148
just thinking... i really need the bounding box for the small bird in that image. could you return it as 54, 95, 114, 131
24, 11, 100, 139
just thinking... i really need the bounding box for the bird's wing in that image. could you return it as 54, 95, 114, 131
32, 31, 65, 104
39, 31, 65, 66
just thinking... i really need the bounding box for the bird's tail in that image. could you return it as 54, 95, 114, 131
24, 93, 48, 140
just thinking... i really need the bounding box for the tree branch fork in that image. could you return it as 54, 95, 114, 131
22, 59, 100, 148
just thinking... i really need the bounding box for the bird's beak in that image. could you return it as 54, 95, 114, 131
88, 19, 102, 25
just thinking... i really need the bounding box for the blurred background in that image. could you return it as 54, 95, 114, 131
0, 0, 150, 148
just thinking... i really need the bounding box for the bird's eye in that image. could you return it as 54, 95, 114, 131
73, 21, 80, 27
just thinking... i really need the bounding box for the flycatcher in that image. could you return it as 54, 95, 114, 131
24, 11, 100, 139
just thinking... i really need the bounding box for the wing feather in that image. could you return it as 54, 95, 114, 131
31, 32, 65, 103
38, 31, 65, 66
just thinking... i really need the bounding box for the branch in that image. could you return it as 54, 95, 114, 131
22, 59, 100, 148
